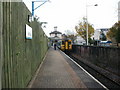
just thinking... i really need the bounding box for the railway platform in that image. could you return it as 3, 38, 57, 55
28, 47, 107, 89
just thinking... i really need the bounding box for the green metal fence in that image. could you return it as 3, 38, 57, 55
2, 2, 48, 88
0, 1, 3, 90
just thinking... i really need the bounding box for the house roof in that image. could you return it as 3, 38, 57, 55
50, 31, 62, 34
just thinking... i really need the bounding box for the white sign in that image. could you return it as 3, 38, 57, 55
26, 24, 32, 40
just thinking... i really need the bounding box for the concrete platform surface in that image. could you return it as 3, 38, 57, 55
28, 48, 86, 88
28, 47, 105, 89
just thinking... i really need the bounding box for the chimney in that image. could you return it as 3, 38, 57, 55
54, 26, 57, 31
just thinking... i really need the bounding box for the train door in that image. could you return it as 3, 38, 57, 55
65, 40, 68, 50
61, 40, 65, 50
68, 40, 72, 50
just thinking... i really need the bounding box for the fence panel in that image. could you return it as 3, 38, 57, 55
2, 2, 48, 88
0, 1, 3, 90
71, 45, 120, 79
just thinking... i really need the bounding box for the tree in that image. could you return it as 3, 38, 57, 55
66, 34, 77, 43
65, 30, 74, 35
75, 17, 94, 43
107, 27, 116, 40
64, 30, 76, 43
116, 27, 120, 43
107, 21, 120, 44
89, 38, 95, 45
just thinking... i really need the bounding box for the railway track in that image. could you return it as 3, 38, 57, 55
65, 52, 120, 89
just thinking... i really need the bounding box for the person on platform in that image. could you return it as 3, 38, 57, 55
54, 43, 57, 50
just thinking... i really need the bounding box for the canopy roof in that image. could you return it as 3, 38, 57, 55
50, 31, 62, 34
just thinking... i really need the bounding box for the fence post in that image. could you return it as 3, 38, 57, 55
0, 1, 3, 90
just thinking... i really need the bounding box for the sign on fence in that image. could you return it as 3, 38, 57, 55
26, 24, 32, 40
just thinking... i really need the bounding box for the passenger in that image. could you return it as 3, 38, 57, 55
54, 43, 57, 50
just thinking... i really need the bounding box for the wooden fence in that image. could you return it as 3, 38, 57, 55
1, 2, 48, 88
0, 1, 3, 90
71, 45, 120, 85
71, 45, 120, 74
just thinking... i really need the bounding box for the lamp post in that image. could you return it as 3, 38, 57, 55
86, 3, 98, 45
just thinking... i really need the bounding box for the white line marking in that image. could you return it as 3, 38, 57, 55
61, 51, 109, 90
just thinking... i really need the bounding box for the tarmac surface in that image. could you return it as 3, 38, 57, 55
28, 47, 105, 89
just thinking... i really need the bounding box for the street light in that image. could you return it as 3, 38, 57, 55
86, 3, 98, 45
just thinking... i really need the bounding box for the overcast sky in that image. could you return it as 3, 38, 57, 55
23, 0, 120, 36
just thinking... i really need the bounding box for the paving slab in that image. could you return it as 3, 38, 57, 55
29, 47, 86, 88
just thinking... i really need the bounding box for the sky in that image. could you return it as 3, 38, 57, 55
23, 0, 120, 36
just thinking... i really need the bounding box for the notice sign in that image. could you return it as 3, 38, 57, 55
26, 24, 32, 40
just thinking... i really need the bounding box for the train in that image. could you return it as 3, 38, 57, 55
57, 39, 72, 51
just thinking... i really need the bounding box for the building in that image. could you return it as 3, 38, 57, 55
50, 31, 62, 39
92, 28, 109, 40
49, 26, 62, 39
49, 27, 62, 45
74, 36, 86, 45
92, 29, 101, 40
